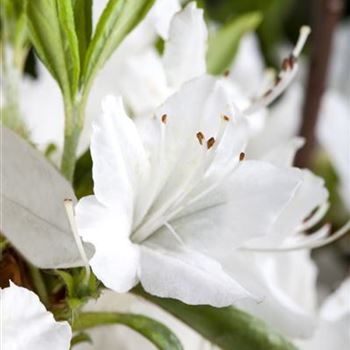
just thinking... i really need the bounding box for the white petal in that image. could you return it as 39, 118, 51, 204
229, 33, 265, 97
320, 277, 350, 322
163, 2, 207, 89
146, 0, 181, 39
113, 49, 171, 115
247, 169, 328, 249
91, 95, 149, 208
139, 230, 252, 306
298, 316, 350, 350
261, 137, 305, 167
317, 91, 350, 211
2, 282, 71, 350
173, 160, 302, 254
246, 83, 303, 160
76, 196, 139, 293
20, 61, 64, 150
222, 251, 317, 338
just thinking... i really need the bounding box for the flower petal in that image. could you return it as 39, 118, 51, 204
2, 282, 71, 350
246, 169, 328, 249
320, 277, 350, 322
222, 251, 317, 338
139, 230, 252, 306
76, 196, 139, 293
171, 160, 302, 255
91, 95, 149, 208
163, 2, 207, 89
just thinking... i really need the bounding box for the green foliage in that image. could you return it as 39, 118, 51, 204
72, 0, 93, 68
134, 286, 299, 350
56, 269, 100, 309
81, 0, 156, 93
0, 0, 29, 62
207, 12, 262, 75
73, 311, 183, 350
71, 332, 92, 347
73, 150, 94, 199
26, 0, 80, 102
204, 0, 294, 66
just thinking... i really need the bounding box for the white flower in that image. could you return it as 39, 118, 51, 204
1, 282, 72, 350
76, 73, 306, 306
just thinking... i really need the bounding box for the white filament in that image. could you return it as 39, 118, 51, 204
64, 199, 91, 283
242, 220, 350, 253
293, 26, 311, 57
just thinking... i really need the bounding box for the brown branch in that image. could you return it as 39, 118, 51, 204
295, 0, 344, 168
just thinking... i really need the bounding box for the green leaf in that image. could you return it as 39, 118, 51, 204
26, 0, 80, 100
71, 332, 92, 346
207, 12, 262, 75
81, 0, 155, 92
133, 286, 299, 350
72, 0, 93, 67
73, 312, 183, 350
73, 149, 93, 199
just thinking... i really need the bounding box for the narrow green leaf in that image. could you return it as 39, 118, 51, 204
73, 312, 183, 350
81, 0, 155, 92
207, 12, 262, 75
133, 286, 299, 350
56, 270, 75, 298
72, 0, 93, 67
73, 149, 93, 199
70, 332, 92, 346
26, 0, 80, 100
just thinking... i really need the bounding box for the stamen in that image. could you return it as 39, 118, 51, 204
242, 25, 311, 116
223, 70, 230, 77
161, 114, 168, 124
207, 137, 215, 149
223, 115, 230, 121
292, 26, 311, 57
297, 202, 330, 232
241, 220, 350, 253
239, 152, 245, 161
196, 131, 205, 145
164, 222, 185, 245
64, 199, 91, 283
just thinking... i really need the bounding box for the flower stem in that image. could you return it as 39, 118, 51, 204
60, 95, 86, 182
27, 264, 49, 307
296, 0, 344, 167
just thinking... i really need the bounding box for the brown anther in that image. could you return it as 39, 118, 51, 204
275, 76, 282, 85
223, 70, 230, 77
288, 54, 296, 68
207, 137, 215, 149
239, 152, 245, 161
282, 57, 292, 70
196, 132, 205, 145
263, 89, 273, 97
161, 114, 168, 123
223, 115, 230, 121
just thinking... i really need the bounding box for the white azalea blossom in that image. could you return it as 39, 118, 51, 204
0, 282, 72, 350
76, 73, 308, 307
